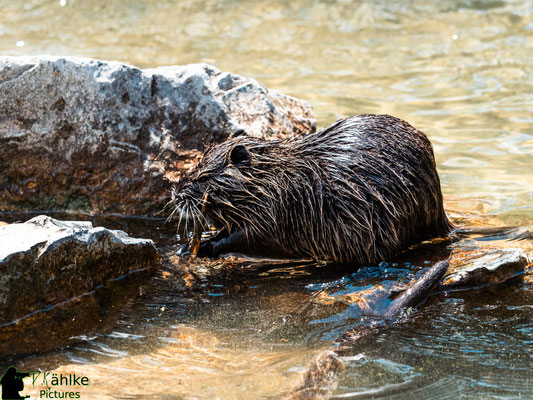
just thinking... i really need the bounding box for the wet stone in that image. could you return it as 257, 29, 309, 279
0, 56, 315, 216
439, 248, 529, 291
0, 215, 160, 355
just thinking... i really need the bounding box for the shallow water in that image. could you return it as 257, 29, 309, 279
1, 214, 531, 399
1, 0, 532, 399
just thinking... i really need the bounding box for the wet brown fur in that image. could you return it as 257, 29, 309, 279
172, 114, 452, 264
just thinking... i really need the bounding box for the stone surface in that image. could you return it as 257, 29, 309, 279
440, 248, 529, 290
0, 56, 315, 216
0, 215, 160, 354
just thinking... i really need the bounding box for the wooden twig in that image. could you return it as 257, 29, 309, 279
190, 192, 209, 258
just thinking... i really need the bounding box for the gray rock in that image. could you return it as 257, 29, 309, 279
0, 215, 160, 322
440, 248, 529, 290
0, 56, 315, 216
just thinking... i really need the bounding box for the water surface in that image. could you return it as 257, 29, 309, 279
1, 1, 532, 398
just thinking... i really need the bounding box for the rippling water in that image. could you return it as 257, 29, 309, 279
1, 0, 532, 399
2, 0, 531, 223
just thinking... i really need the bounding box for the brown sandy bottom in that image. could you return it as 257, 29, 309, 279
21, 326, 318, 400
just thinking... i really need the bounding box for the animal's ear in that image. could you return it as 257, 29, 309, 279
229, 128, 246, 139
229, 144, 250, 167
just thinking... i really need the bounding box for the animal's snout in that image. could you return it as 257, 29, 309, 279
172, 179, 204, 202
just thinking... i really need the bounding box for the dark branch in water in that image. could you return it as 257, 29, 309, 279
382, 259, 449, 321
285, 260, 450, 400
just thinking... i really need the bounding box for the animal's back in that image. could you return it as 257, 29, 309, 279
274, 114, 451, 263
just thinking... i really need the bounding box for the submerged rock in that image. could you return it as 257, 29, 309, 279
0, 215, 160, 355
440, 248, 529, 290
0, 56, 315, 216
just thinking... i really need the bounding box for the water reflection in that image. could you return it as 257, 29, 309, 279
1, 212, 527, 398
1, 0, 532, 397
334, 279, 532, 399
0, 269, 149, 357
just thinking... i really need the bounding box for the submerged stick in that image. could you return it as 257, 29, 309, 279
190, 192, 209, 258
382, 259, 449, 321
285, 260, 450, 400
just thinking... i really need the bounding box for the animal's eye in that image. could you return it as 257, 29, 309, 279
229, 144, 250, 167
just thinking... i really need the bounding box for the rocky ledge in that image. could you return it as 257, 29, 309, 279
440, 248, 529, 290
0, 216, 160, 355
0, 56, 315, 216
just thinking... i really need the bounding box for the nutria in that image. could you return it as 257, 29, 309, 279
172, 114, 452, 264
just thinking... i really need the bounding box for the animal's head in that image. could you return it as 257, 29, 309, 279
171, 130, 275, 235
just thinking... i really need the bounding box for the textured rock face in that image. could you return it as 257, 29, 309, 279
0, 215, 160, 354
0, 56, 315, 216
440, 248, 529, 290
0, 215, 160, 323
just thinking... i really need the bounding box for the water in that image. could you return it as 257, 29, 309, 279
1, 0, 532, 398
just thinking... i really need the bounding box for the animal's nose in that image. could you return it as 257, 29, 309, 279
173, 177, 187, 194
172, 180, 203, 201
172, 182, 186, 201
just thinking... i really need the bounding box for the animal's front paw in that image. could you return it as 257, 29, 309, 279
196, 240, 218, 258
177, 240, 217, 258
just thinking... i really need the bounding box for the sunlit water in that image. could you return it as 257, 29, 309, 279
1, 0, 532, 399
